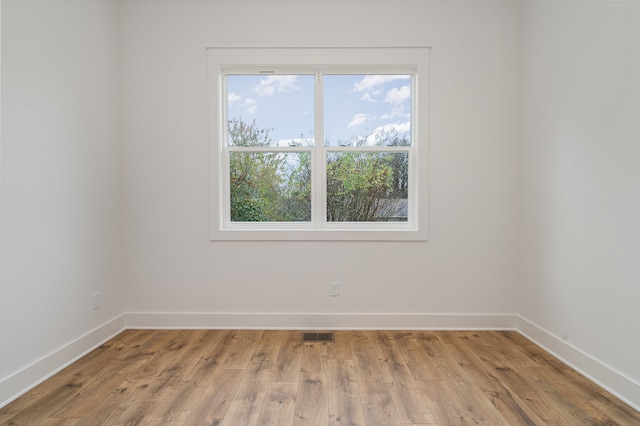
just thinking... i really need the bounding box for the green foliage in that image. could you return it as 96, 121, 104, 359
227, 118, 409, 223
326, 152, 407, 222
228, 119, 311, 222
228, 118, 272, 147
229, 152, 286, 221
280, 152, 312, 221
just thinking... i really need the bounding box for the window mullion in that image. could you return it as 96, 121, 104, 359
314, 72, 325, 228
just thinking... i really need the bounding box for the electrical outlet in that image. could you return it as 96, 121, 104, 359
330, 282, 340, 297
92, 292, 101, 310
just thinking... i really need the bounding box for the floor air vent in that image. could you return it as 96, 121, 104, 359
302, 332, 335, 342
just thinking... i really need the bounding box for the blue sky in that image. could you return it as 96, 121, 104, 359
226, 73, 411, 147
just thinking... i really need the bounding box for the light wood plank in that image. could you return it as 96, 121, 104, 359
456, 332, 569, 424
75, 378, 147, 426
357, 380, 402, 426
416, 380, 470, 426
328, 359, 366, 425
245, 344, 280, 383
400, 331, 444, 381
293, 343, 329, 426
222, 330, 264, 369
446, 333, 545, 425
152, 380, 207, 423
258, 330, 283, 346
410, 331, 446, 381
256, 382, 298, 426
327, 330, 353, 360
220, 377, 270, 426
415, 332, 510, 424
370, 331, 436, 424
35, 418, 80, 426
181, 329, 235, 388
184, 368, 244, 426
112, 356, 200, 424
2, 329, 639, 426
174, 329, 224, 359
350, 330, 386, 383
273, 334, 304, 383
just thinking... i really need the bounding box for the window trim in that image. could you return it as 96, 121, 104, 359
208, 47, 429, 241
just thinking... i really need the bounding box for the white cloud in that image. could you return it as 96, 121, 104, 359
228, 92, 242, 104
385, 85, 410, 106
379, 85, 411, 119
348, 113, 369, 128
243, 98, 257, 115
353, 75, 410, 106
384, 122, 411, 134
381, 112, 410, 120
353, 75, 410, 92
360, 92, 376, 103
366, 122, 411, 145
228, 92, 257, 115
253, 75, 300, 96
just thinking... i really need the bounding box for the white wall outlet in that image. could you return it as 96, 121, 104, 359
330, 282, 340, 297
92, 292, 101, 310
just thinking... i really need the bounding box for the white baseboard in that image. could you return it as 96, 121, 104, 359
125, 312, 518, 330
0, 314, 126, 409
516, 315, 640, 412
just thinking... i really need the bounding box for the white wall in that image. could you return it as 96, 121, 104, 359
120, 0, 521, 324
519, 1, 640, 406
0, 0, 124, 405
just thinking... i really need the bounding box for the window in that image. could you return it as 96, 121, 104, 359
209, 47, 429, 240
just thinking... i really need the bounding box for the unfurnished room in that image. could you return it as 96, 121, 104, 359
1, 0, 639, 424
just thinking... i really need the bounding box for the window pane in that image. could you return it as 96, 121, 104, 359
324, 75, 411, 147
227, 75, 314, 147
230, 152, 311, 222
326, 152, 409, 222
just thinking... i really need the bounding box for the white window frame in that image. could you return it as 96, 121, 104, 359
208, 47, 429, 241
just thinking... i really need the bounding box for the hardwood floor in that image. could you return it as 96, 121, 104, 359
2, 330, 639, 425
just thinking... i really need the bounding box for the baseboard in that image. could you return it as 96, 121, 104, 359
125, 312, 518, 330
0, 314, 126, 409
516, 315, 640, 412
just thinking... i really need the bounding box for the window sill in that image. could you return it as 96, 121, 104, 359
210, 227, 428, 241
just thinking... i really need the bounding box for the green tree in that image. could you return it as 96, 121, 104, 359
228, 119, 311, 222
326, 152, 397, 222
228, 119, 284, 221
326, 131, 409, 222
385, 133, 410, 200
228, 119, 408, 223
280, 152, 312, 221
